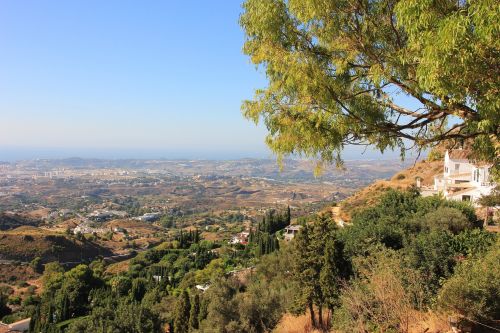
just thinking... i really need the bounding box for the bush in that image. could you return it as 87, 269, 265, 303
8, 296, 21, 305
427, 149, 444, 161
422, 207, 473, 234
16, 280, 29, 288
438, 239, 500, 321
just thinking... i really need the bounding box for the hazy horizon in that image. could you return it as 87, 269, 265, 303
0, 1, 424, 161
0, 145, 414, 162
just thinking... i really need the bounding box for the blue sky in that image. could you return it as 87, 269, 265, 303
0, 1, 406, 161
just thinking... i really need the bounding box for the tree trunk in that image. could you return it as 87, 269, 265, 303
318, 305, 323, 329
327, 308, 332, 330
309, 302, 317, 328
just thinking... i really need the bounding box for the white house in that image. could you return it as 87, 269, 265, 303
229, 231, 250, 245
284, 225, 302, 241
433, 149, 495, 206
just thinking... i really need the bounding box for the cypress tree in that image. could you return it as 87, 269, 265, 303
173, 290, 190, 333
189, 293, 200, 330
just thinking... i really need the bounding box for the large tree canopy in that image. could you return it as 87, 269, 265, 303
240, 0, 499, 166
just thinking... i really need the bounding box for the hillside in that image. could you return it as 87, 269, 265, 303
0, 212, 40, 231
339, 160, 442, 221
0, 226, 112, 263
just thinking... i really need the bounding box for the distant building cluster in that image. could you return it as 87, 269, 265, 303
73, 222, 108, 235
230, 231, 250, 245
135, 212, 161, 222
88, 210, 128, 221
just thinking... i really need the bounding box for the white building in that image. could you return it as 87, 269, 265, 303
433, 149, 495, 206
229, 231, 250, 245
284, 225, 302, 241
136, 212, 161, 222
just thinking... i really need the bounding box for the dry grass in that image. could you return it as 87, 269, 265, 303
26, 208, 50, 219
408, 311, 451, 333
1, 226, 57, 235
339, 160, 442, 221
200, 231, 223, 241
274, 311, 450, 333
105, 259, 130, 275
0, 226, 112, 262
273, 312, 327, 333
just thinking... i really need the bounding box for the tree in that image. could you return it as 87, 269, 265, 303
130, 278, 148, 302
111, 276, 132, 297
58, 264, 98, 318
30, 256, 43, 274
174, 290, 191, 333
292, 214, 350, 330
422, 207, 473, 235
320, 238, 352, 327
478, 185, 500, 225
240, 0, 499, 173
41, 262, 64, 294
189, 293, 200, 330
0, 291, 11, 318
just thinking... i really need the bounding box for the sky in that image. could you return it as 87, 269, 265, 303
0, 1, 405, 161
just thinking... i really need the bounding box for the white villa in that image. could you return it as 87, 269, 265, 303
433, 149, 495, 206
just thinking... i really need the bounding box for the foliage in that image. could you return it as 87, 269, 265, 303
197, 248, 296, 333
24, 190, 498, 333
292, 214, 352, 330
173, 290, 190, 333
175, 229, 201, 249
0, 291, 11, 318
478, 185, 500, 208
249, 208, 290, 256
334, 248, 423, 333
438, 238, 500, 321
189, 293, 200, 330
240, 0, 499, 172
30, 257, 43, 274
65, 298, 161, 333
421, 207, 474, 235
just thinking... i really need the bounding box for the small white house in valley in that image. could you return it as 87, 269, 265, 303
284, 225, 302, 241
433, 149, 495, 206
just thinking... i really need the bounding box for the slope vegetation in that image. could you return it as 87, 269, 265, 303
339, 160, 442, 220
0, 226, 111, 263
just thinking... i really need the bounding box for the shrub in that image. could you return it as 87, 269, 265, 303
422, 207, 473, 234
427, 149, 444, 161
438, 239, 500, 321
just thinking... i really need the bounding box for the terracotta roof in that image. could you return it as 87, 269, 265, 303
448, 149, 471, 160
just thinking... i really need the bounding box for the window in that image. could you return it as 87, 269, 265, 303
455, 164, 460, 171
462, 195, 471, 201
